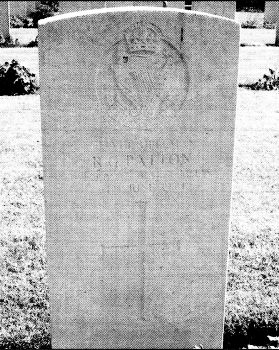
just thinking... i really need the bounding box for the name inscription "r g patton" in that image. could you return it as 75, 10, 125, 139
92, 153, 190, 171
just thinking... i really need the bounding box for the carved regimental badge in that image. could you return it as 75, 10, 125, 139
97, 21, 189, 128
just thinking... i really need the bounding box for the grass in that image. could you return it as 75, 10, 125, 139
225, 89, 279, 348
238, 47, 279, 84
240, 29, 276, 46
235, 12, 264, 27
0, 96, 50, 349
10, 29, 38, 46
0, 30, 279, 349
1, 90, 278, 350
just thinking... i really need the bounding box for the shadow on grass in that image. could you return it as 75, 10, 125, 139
1, 335, 51, 350
240, 43, 277, 47
224, 323, 279, 349
2, 325, 279, 349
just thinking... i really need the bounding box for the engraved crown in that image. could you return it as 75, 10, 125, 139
125, 22, 161, 53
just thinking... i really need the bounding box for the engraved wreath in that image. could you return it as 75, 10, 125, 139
97, 21, 190, 128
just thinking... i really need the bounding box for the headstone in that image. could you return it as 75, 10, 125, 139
191, 1, 236, 19
59, 1, 106, 14
264, 1, 279, 46
39, 7, 239, 349
10, 1, 39, 17
26, 1, 38, 15
10, 1, 26, 17
264, 1, 279, 23
0, 1, 9, 38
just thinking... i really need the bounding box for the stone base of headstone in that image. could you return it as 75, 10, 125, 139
39, 7, 239, 349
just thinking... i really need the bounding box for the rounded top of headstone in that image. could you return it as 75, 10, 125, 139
38, 6, 239, 26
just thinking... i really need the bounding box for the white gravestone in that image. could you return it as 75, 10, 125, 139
192, 1, 236, 19
39, 8, 239, 349
0, 1, 10, 38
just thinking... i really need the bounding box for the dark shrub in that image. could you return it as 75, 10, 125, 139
239, 69, 279, 90
0, 35, 22, 48
10, 14, 34, 28
10, 15, 25, 28
241, 20, 258, 28
26, 36, 38, 48
0, 35, 16, 48
0, 60, 39, 96
236, 0, 265, 12
29, 1, 59, 28
263, 20, 276, 29
23, 16, 34, 28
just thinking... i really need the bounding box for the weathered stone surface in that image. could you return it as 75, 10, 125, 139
192, 1, 236, 19
264, 1, 279, 23
0, 1, 10, 38
39, 8, 239, 349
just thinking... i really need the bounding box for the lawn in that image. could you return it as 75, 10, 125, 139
225, 89, 279, 348
0, 96, 50, 349
235, 11, 264, 27
239, 46, 279, 84
0, 29, 279, 349
240, 28, 276, 45
10, 29, 38, 46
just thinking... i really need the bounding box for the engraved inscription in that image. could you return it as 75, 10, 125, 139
97, 21, 190, 128
91, 152, 190, 171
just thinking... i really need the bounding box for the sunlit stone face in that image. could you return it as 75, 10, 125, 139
39, 8, 239, 349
